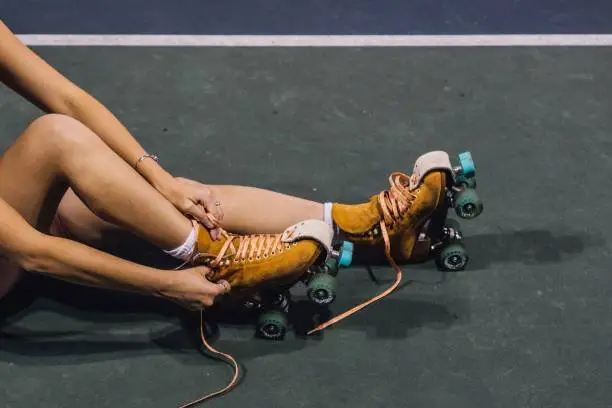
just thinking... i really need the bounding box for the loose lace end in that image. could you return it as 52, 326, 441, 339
178, 311, 240, 408
307, 221, 404, 335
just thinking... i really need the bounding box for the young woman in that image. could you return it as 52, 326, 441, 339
0, 19, 446, 315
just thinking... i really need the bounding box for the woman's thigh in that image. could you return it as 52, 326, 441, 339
0, 118, 68, 230
0, 116, 69, 299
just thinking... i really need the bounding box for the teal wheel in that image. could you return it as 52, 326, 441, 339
325, 241, 353, 274
458, 152, 476, 178
435, 243, 469, 272
307, 273, 338, 305
256, 310, 288, 340
338, 241, 353, 267
454, 188, 483, 219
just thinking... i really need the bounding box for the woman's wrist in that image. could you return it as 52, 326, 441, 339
133, 153, 177, 197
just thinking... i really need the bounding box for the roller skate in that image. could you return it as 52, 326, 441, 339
213, 233, 354, 341
188, 218, 354, 339
174, 219, 354, 407
248, 235, 353, 340
307, 151, 483, 334
331, 150, 482, 270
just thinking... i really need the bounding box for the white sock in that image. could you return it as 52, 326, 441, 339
323, 202, 334, 227
164, 227, 197, 261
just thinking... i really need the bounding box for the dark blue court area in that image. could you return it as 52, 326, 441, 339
4, 0, 612, 35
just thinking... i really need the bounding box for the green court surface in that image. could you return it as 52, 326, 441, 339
1, 46, 611, 407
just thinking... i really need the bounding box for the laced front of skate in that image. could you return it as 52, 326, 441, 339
378, 172, 418, 226
190, 230, 295, 271
307, 171, 417, 334
176, 220, 301, 407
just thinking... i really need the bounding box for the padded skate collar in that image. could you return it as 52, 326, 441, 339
281, 219, 334, 259
409, 151, 454, 190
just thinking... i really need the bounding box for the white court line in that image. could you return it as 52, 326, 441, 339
17, 34, 612, 47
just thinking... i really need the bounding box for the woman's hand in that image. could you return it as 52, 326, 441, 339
157, 267, 231, 310
160, 177, 225, 240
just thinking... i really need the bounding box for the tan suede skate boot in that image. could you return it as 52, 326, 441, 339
188, 219, 336, 292
176, 220, 339, 407
331, 151, 451, 263
307, 151, 454, 335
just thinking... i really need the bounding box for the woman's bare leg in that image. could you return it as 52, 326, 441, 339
193, 185, 324, 234
3, 113, 326, 253
55, 188, 122, 245
0, 117, 72, 298
57, 184, 326, 247
0, 114, 192, 252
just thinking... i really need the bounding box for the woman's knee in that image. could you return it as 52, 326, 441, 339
21, 114, 101, 159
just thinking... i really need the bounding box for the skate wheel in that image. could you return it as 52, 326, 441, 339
458, 151, 476, 178
307, 273, 337, 305
256, 310, 288, 340
436, 243, 469, 272
338, 241, 353, 267
454, 188, 483, 219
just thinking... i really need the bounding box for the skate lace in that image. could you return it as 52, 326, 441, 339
378, 172, 417, 227
306, 172, 418, 335
190, 230, 290, 268
177, 219, 295, 408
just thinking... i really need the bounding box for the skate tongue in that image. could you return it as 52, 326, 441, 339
306, 221, 406, 335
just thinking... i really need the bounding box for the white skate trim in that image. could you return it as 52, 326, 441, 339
409, 151, 454, 190
281, 219, 334, 259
